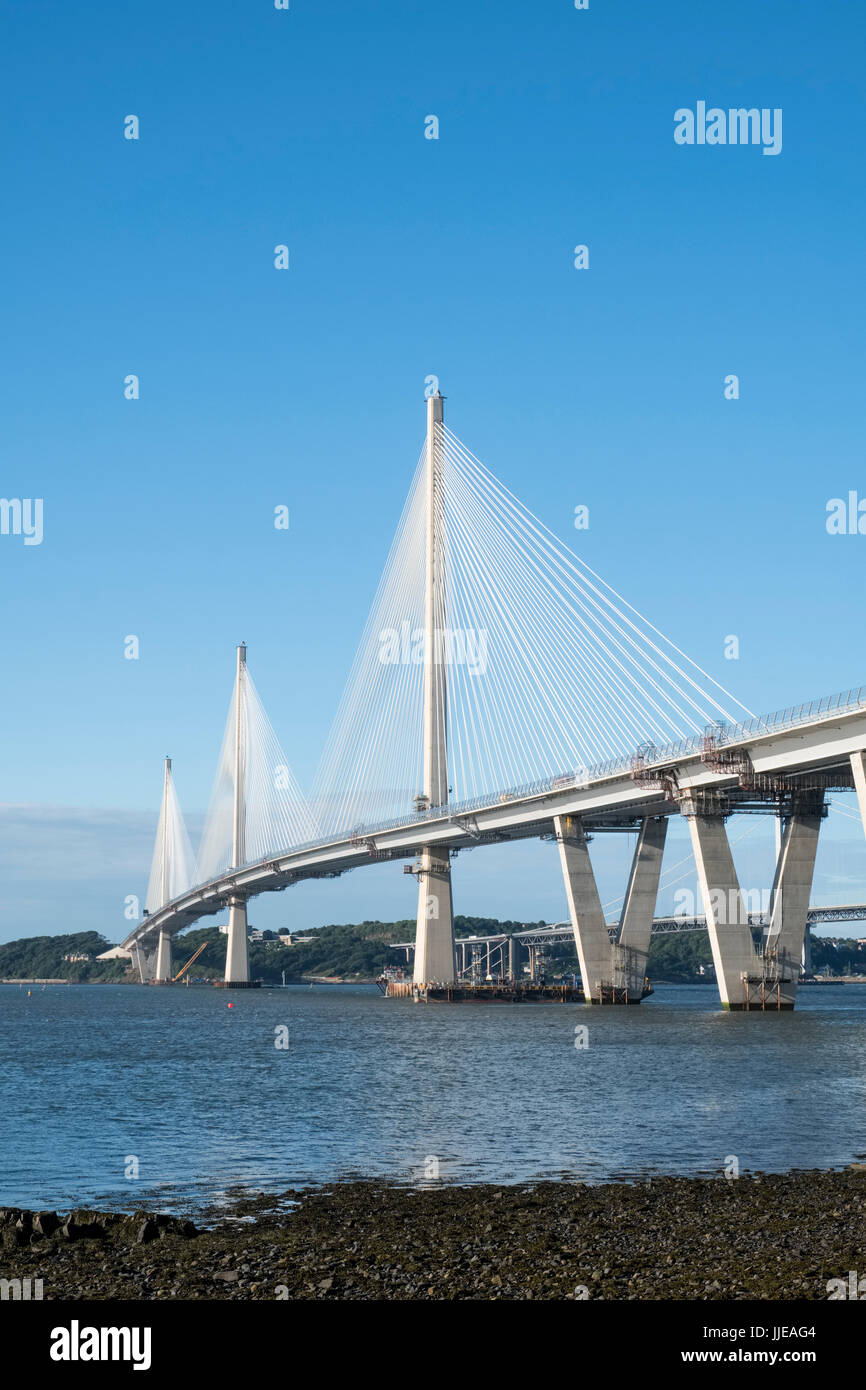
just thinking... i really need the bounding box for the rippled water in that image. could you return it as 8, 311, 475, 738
2, 981, 866, 1213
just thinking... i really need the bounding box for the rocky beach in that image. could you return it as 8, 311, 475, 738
3, 1169, 865, 1301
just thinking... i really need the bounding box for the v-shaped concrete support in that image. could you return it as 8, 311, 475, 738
556, 814, 670, 1003
686, 799, 823, 1010
686, 813, 757, 1010
555, 815, 612, 1003
851, 751, 866, 838
764, 805, 823, 1006
619, 816, 668, 957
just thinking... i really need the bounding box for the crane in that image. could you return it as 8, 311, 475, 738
173, 941, 209, 982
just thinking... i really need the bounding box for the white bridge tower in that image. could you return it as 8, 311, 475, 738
413, 391, 456, 985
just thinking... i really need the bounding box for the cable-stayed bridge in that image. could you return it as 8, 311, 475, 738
122, 393, 866, 1009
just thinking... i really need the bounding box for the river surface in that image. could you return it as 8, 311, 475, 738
2, 981, 865, 1213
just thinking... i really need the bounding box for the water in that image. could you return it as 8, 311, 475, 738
2, 981, 866, 1214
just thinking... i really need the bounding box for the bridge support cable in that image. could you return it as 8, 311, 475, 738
309, 447, 428, 837
192, 643, 317, 983
312, 397, 754, 845
437, 424, 755, 801
197, 644, 318, 887
145, 756, 195, 982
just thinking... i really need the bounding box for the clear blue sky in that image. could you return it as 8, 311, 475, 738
1, 0, 865, 940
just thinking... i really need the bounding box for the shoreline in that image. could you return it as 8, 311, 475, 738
7, 975, 866, 987
3, 1168, 865, 1300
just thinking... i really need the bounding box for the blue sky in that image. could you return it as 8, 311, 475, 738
1, 0, 865, 941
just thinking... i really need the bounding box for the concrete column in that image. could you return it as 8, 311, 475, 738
152, 756, 174, 982
225, 898, 249, 982
414, 390, 455, 985
135, 942, 157, 982
555, 814, 613, 1004
686, 814, 758, 1009
764, 805, 822, 1006
225, 643, 250, 985
619, 816, 668, 957
154, 928, 172, 983
414, 849, 455, 983
801, 922, 813, 976
851, 751, 866, 838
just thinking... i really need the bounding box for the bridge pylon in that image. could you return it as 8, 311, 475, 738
224, 642, 251, 985
413, 390, 456, 986
152, 757, 174, 982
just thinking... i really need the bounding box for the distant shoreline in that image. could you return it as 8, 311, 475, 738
5, 975, 866, 988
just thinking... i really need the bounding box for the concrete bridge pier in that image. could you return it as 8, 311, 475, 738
683, 793, 823, 1010
851, 751, 866, 837
154, 927, 172, 983
133, 941, 158, 982
616, 816, 668, 996
555, 814, 616, 1003
508, 933, 520, 981
683, 807, 758, 1009
414, 849, 455, 984
224, 896, 250, 984
556, 813, 668, 1002
763, 800, 823, 1007
802, 920, 813, 976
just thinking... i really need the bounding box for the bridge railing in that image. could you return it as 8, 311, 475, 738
330, 683, 866, 845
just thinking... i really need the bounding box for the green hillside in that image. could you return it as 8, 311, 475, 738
0, 932, 129, 981
166, 916, 550, 984
1, 920, 862, 985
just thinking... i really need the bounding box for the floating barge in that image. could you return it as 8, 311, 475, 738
382, 979, 653, 1003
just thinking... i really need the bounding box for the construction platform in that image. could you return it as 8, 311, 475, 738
382, 979, 654, 1003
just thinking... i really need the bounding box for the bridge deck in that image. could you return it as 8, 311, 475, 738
124, 688, 866, 953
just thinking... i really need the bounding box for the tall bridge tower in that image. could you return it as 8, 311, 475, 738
153, 756, 174, 982
413, 391, 456, 985
224, 642, 250, 984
